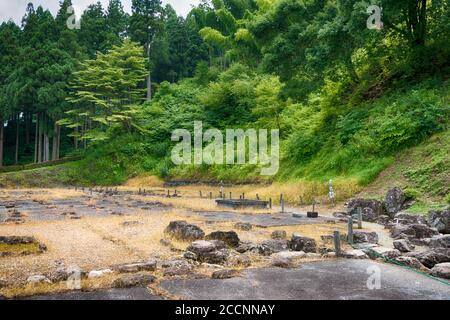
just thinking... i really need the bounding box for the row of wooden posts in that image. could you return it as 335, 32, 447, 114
333, 207, 363, 256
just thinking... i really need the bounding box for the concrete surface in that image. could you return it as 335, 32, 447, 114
20, 287, 162, 300
159, 260, 450, 300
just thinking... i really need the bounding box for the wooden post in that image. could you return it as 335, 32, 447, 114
229, 192, 232, 199
280, 194, 285, 213
357, 207, 363, 229
139, 188, 141, 195
167, 190, 170, 197
209, 192, 212, 199
242, 193, 245, 199
334, 231, 341, 257
269, 198, 272, 209
348, 216, 354, 244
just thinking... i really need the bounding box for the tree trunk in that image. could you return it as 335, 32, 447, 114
34, 113, 39, 163
52, 122, 61, 161
15, 114, 19, 165
44, 134, 49, 162
38, 113, 43, 163
146, 41, 152, 101
74, 127, 78, 149
25, 112, 30, 145
0, 120, 4, 167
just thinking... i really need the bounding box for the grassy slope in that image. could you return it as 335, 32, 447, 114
358, 130, 450, 210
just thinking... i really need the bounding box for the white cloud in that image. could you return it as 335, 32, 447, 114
0, 0, 201, 25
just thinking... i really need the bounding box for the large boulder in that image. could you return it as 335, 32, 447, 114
114, 260, 157, 273
346, 199, 385, 222
393, 239, 415, 253
353, 231, 379, 244
394, 256, 428, 271
271, 251, 306, 268
429, 235, 450, 249
394, 212, 427, 225
290, 234, 317, 253
186, 240, 229, 264
430, 263, 450, 279
406, 248, 450, 268
390, 224, 439, 240
428, 208, 450, 234
164, 221, 205, 241
258, 240, 290, 256
205, 231, 240, 247
384, 188, 406, 217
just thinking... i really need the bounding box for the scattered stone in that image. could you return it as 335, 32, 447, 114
341, 250, 368, 259
384, 187, 406, 217
290, 234, 317, 253
406, 248, 450, 268
205, 231, 240, 247
271, 251, 306, 268
236, 242, 258, 254
346, 199, 385, 222
376, 216, 392, 226
0, 279, 9, 288
122, 221, 142, 227
227, 254, 251, 268
164, 221, 205, 241
394, 256, 428, 271
365, 247, 401, 260
393, 239, 415, 253
353, 231, 379, 244
271, 230, 287, 240
159, 239, 172, 247
112, 273, 156, 288
429, 235, 450, 249
163, 264, 194, 277
211, 269, 241, 279
88, 269, 113, 279
183, 251, 198, 260
258, 240, 290, 256
234, 222, 252, 231
323, 252, 336, 258
27, 275, 51, 285
428, 208, 450, 234
430, 263, 450, 279
0, 236, 36, 245
114, 260, 157, 273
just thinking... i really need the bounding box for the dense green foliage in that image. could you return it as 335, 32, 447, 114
1, 0, 449, 199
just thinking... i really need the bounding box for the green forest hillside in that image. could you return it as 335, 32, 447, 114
0, 0, 449, 205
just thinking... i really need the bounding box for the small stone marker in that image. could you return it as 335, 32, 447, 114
334, 231, 341, 257
357, 207, 363, 229
348, 216, 354, 244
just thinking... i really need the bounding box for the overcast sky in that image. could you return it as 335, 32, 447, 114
0, 0, 201, 24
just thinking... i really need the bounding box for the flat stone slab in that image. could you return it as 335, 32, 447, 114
216, 199, 269, 209
192, 211, 337, 227
19, 288, 162, 300
159, 260, 450, 300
